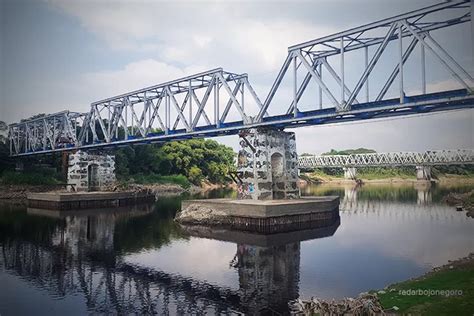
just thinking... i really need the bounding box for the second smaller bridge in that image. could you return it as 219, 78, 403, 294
298, 149, 474, 180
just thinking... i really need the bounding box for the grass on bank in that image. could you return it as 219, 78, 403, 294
376, 262, 474, 315
304, 167, 416, 182
357, 167, 415, 180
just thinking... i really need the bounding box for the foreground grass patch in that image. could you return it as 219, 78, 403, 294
378, 262, 474, 315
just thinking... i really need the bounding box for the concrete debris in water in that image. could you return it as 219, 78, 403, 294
288, 293, 385, 315
443, 190, 474, 217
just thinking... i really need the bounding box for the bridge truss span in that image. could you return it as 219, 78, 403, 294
8, 0, 474, 156
298, 149, 474, 169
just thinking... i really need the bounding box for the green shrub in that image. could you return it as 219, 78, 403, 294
130, 173, 190, 188
188, 166, 203, 185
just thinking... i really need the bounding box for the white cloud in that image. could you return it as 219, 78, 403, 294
47, 0, 336, 74
81, 59, 204, 100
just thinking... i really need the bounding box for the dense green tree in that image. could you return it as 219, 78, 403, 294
322, 148, 377, 155
112, 138, 235, 185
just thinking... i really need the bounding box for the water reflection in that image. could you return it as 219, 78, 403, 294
0, 199, 338, 315
179, 222, 339, 314
1, 183, 473, 315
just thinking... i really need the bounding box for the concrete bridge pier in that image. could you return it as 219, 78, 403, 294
67, 150, 116, 192
416, 165, 432, 181
343, 167, 357, 180
237, 127, 299, 200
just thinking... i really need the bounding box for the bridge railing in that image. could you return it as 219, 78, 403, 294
298, 149, 474, 168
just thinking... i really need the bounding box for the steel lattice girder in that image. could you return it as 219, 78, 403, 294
256, 0, 473, 120
8, 111, 86, 155
76, 68, 264, 145
8, 1, 474, 156
298, 149, 474, 169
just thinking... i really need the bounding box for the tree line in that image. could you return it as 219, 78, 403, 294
0, 121, 236, 186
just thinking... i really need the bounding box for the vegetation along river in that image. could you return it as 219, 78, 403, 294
0, 183, 473, 315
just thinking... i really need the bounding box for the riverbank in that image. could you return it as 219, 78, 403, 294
0, 181, 234, 201
290, 253, 474, 315
300, 172, 474, 186
444, 190, 474, 216
377, 252, 474, 314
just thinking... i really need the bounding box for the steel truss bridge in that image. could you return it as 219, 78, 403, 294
9, 0, 474, 156
298, 149, 474, 169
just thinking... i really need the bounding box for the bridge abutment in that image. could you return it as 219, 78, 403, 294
343, 167, 357, 180
237, 128, 299, 200
67, 150, 116, 192
416, 165, 431, 181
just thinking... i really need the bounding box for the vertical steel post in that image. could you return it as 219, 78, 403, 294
241, 81, 245, 113
53, 117, 55, 147
108, 105, 111, 138
9, 128, 13, 155
43, 121, 46, 150
189, 80, 192, 130
165, 92, 169, 135
131, 105, 134, 136
25, 123, 28, 152
143, 93, 147, 133
421, 44, 426, 94
399, 23, 404, 104
215, 74, 220, 127
365, 46, 369, 102
340, 37, 345, 106
293, 54, 298, 117
125, 104, 128, 136
318, 62, 323, 109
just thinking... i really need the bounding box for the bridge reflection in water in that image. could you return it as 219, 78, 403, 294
0, 201, 339, 315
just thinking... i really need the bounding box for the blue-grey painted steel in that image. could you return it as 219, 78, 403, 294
8, 1, 473, 156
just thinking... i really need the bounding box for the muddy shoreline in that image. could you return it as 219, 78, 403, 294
299, 174, 474, 186
0, 183, 194, 200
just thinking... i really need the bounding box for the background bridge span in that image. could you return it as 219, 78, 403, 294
298, 149, 474, 169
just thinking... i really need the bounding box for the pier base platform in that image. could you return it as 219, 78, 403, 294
27, 191, 155, 210
177, 196, 339, 233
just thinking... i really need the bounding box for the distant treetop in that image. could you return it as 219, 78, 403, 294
322, 148, 377, 156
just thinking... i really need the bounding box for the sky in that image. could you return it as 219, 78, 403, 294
0, 0, 473, 154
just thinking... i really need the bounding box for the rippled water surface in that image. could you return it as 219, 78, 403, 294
1, 183, 473, 315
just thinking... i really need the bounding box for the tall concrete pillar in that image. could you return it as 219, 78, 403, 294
67, 150, 116, 192
343, 167, 357, 180
416, 165, 431, 181
237, 128, 299, 200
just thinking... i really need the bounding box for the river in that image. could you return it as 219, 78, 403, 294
0, 183, 473, 315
